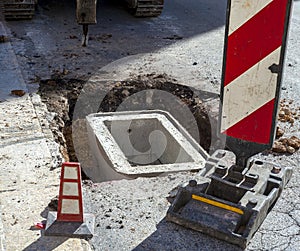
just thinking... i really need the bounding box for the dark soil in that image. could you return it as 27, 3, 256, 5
39, 73, 213, 173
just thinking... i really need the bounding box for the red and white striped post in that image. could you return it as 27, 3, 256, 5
220, 0, 293, 166
45, 162, 95, 238
57, 162, 84, 222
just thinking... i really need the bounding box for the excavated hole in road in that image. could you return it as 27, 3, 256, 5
38, 74, 212, 178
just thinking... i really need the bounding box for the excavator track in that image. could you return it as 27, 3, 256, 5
3, 0, 35, 20
132, 0, 164, 17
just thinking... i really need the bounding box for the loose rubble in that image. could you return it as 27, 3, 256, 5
272, 136, 300, 153
10, 89, 26, 97
0, 35, 8, 43
277, 99, 300, 124
272, 99, 300, 154
39, 74, 212, 167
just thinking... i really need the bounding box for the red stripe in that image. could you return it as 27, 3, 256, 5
224, 0, 288, 86
224, 99, 275, 144
62, 162, 80, 167
62, 178, 78, 182
58, 214, 83, 222
60, 195, 80, 200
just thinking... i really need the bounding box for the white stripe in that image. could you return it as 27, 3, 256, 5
61, 199, 80, 214
64, 166, 78, 179
221, 47, 281, 132
63, 182, 79, 196
229, 0, 273, 35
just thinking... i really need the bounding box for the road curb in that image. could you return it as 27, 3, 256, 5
0, 19, 92, 251
0, 21, 27, 102
0, 206, 5, 251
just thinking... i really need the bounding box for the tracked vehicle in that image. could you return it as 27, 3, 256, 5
76, 0, 164, 45
2, 0, 164, 20
127, 0, 164, 17
2, 0, 163, 46
3, 0, 37, 20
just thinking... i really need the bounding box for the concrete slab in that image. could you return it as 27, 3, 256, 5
0, 101, 90, 251
0, 206, 5, 251
0, 19, 91, 251
0, 22, 27, 102
86, 110, 208, 182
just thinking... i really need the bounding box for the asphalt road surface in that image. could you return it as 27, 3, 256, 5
4, 0, 300, 250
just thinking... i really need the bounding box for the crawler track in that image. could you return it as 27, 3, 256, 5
3, 0, 35, 20
133, 0, 164, 17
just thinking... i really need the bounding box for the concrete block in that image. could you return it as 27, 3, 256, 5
86, 110, 209, 182
45, 212, 95, 238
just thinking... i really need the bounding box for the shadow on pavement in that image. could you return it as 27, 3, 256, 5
132, 218, 243, 251
23, 207, 67, 251
30, 0, 228, 59
23, 235, 68, 251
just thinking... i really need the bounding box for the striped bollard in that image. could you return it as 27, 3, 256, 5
45, 162, 95, 238
220, 0, 293, 166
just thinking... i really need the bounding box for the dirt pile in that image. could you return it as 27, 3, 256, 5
39, 74, 212, 173
38, 74, 300, 174
278, 99, 300, 125
272, 99, 300, 154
